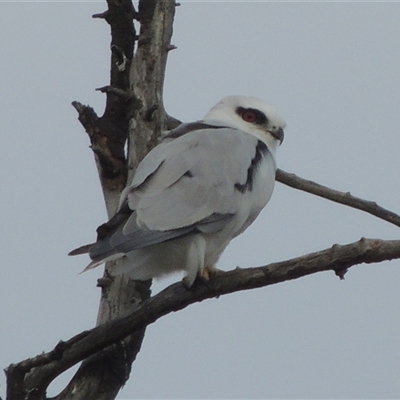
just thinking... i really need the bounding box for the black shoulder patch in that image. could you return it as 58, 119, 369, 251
163, 121, 228, 140
234, 140, 269, 193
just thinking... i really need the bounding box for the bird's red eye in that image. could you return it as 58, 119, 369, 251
236, 107, 267, 125
241, 110, 258, 123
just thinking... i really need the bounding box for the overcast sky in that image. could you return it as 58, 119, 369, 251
1, 1, 400, 399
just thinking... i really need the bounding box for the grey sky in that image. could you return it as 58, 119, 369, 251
1, 1, 400, 399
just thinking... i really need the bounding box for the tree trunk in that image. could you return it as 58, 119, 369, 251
55, 2, 176, 399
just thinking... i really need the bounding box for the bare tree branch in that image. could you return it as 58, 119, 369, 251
276, 169, 400, 229
6, 237, 400, 398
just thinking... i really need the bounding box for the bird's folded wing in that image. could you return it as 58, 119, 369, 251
126, 127, 264, 231
85, 127, 268, 266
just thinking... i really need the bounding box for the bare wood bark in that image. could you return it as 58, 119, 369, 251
127, 0, 177, 179
57, 1, 141, 398
6, 237, 400, 392
54, 2, 176, 400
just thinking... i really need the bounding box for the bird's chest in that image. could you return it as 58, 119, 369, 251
248, 154, 276, 211
232, 154, 276, 236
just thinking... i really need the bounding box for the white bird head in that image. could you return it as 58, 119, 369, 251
203, 95, 286, 154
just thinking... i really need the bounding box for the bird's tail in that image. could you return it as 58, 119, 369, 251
68, 243, 93, 256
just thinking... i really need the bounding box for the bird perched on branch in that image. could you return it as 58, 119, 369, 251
69, 95, 285, 287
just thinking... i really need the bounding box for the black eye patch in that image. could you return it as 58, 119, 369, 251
236, 107, 268, 125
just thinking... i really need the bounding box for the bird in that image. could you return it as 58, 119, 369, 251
69, 95, 285, 287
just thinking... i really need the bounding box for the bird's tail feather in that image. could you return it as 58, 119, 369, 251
68, 243, 93, 256
80, 259, 105, 274
79, 253, 123, 274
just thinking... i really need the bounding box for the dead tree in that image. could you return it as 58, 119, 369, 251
5, 1, 400, 399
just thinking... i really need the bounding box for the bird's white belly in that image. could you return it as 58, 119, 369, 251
110, 235, 197, 281
232, 155, 276, 237
109, 231, 228, 285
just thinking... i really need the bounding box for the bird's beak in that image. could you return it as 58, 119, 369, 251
268, 127, 284, 145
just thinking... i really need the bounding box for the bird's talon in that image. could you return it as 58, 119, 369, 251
200, 265, 223, 281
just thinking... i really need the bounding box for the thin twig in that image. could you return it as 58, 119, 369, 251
95, 85, 131, 99
276, 169, 400, 229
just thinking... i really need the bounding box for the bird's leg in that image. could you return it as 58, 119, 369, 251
182, 235, 207, 288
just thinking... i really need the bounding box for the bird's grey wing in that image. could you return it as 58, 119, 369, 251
117, 123, 215, 207
81, 127, 269, 270
126, 127, 269, 231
